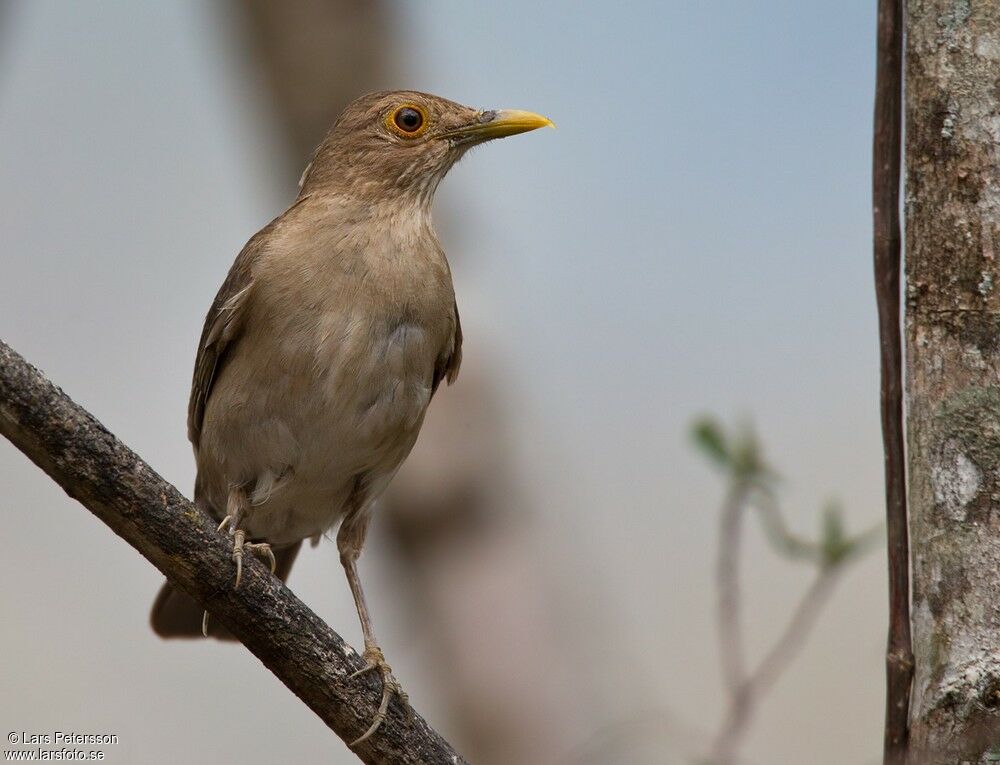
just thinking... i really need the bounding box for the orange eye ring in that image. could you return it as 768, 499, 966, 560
386, 104, 429, 138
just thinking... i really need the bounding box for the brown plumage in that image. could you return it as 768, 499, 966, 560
149, 90, 552, 744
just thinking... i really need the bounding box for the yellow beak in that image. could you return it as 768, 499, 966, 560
445, 109, 555, 143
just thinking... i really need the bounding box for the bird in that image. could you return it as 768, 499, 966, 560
148, 90, 552, 744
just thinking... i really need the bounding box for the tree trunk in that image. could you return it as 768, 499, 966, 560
906, 0, 1000, 759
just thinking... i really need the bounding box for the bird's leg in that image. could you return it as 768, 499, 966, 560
201, 486, 277, 636
338, 510, 411, 746
343, 556, 410, 745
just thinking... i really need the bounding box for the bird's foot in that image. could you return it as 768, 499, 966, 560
231, 531, 276, 589
201, 515, 276, 636
349, 643, 411, 746
218, 515, 276, 589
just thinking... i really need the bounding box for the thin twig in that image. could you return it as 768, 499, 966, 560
872, 0, 913, 761
753, 489, 823, 563
745, 570, 839, 699
0, 339, 468, 765
717, 480, 752, 696
709, 479, 755, 764
709, 570, 840, 763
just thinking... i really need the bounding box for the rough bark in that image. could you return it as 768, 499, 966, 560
906, 1, 1000, 759
0, 339, 468, 765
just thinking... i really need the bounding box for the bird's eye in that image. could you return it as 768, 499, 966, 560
388, 105, 428, 137
395, 108, 423, 131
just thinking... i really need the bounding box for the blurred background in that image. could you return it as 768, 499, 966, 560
0, 1, 885, 763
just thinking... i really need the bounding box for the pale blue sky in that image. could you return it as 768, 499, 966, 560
1, 2, 884, 763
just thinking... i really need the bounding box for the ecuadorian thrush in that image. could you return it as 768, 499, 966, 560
149, 91, 552, 744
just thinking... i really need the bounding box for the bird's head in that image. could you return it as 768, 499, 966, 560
299, 91, 553, 205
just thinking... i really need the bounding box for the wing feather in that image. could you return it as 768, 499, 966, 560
432, 300, 463, 394
187, 241, 257, 448
187, 197, 310, 448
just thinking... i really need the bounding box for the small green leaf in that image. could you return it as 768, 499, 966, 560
820, 501, 852, 567
691, 417, 731, 468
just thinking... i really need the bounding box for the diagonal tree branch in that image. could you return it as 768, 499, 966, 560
0, 339, 469, 765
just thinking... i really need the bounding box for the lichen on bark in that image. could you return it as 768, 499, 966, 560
906, 0, 1000, 759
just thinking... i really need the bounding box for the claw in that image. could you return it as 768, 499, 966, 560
246, 541, 277, 575
352, 690, 391, 746
231, 532, 275, 589
349, 664, 373, 681
349, 645, 410, 746
233, 529, 246, 588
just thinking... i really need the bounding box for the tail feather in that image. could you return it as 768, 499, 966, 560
150, 541, 302, 640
